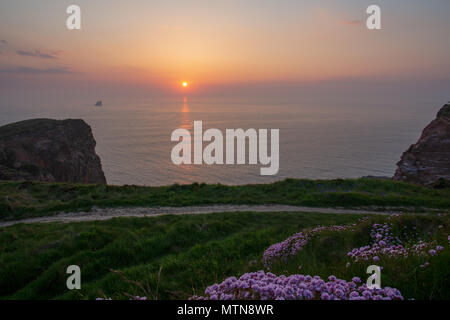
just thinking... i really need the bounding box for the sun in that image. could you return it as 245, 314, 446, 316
182, 81, 188, 88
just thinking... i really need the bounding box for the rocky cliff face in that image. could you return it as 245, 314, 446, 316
394, 103, 450, 185
0, 119, 106, 184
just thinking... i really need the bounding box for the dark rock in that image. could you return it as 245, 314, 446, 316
394, 103, 450, 185
0, 118, 106, 184
431, 178, 450, 189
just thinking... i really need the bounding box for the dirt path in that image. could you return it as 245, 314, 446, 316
0, 204, 403, 228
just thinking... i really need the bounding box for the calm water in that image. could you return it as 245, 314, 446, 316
0, 95, 440, 186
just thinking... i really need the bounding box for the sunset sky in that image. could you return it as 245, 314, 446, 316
1, 0, 449, 97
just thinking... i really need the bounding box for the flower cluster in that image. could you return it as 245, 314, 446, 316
409, 240, 430, 256
262, 232, 311, 267
262, 222, 360, 267
350, 222, 409, 262
347, 244, 408, 262
347, 222, 445, 263
131, 295, 148, 300
191, 271, 403, 300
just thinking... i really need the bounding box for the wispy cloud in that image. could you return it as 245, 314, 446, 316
0, 40, 7, 44
16, 49, 59, 59
0, 66, 73, 75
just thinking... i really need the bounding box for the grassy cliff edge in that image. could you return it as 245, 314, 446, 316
1, 178, 450, 221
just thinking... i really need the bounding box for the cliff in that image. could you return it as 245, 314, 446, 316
394, 103, 450, 185
0, 118, 106, 184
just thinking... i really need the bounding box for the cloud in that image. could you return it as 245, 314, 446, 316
16, 49, 59, 59
0, 66, 73, 75
0, 40, 7, 44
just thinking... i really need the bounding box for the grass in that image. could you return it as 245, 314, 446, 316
2, 178, 450, 221
0, 211, 362, 300
1, 178, 449, 300
0, 212, 448, 300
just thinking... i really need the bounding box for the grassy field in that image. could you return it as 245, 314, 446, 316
2, 178, 450, 221
1, 179, 449, 300
0, 211, 448, 300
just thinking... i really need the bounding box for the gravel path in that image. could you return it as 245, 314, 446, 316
0, 205, 400, 228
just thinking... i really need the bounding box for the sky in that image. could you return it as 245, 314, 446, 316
0, 0, 449, 99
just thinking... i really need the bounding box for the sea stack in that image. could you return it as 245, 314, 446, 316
0, 118, 106, 184
394, 103, 450, 185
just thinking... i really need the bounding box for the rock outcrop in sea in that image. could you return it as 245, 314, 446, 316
0, 118, 106, 184
394, 103, 450, 185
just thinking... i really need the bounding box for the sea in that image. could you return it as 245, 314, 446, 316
0, 94, 441, 186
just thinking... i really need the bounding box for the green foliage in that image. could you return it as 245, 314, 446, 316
0, 212, 360, 299
1, 178, 450, 221
0, 212, 448, 300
